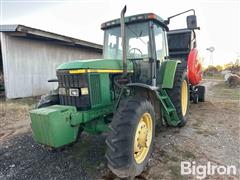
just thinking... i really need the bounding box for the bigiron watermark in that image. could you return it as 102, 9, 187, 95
181, 161, 237, 179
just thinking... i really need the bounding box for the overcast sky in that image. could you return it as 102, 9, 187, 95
1, 0, 239, 66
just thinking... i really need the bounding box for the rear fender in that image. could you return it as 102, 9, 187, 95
158, 60, 181, 88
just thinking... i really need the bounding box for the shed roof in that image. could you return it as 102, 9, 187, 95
0, 24, 102, 52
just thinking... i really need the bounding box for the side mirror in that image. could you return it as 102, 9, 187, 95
187, 15, 197, 29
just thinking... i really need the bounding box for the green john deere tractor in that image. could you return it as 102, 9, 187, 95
30, 6, 202, 178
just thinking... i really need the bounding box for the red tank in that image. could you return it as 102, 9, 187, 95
187, 48, 203, 86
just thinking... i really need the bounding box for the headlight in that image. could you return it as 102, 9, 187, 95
59, 88, 66, 95
69, 88, 79, 97
81, 87, 89, 95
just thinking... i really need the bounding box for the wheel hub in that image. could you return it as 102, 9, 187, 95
134, 113, 153, 164
135, 121, 148, 150
181, 80, 188, 116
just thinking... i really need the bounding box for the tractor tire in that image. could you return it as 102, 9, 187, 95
106, 97, 155, 178
196, 85, 205, 102
166, 64, 189, 127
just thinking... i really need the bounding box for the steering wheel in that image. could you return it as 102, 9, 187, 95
128, 48, 143, 59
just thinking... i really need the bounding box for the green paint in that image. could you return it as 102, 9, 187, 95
30, 105, 79, 148
88, 73, 111, 108
57, 59, 133, 70
84, 118, 111, 134
158, 60, 180, 89
157, 89, 180, 126
30, 104, 113, 147
70, 105, 113, 125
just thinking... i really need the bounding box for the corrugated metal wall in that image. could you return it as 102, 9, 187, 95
0, 33, 102, 99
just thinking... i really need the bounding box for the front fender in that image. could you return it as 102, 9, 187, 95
125, 83, 162, 121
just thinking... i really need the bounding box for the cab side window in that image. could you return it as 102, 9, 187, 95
154, 25, 167, 61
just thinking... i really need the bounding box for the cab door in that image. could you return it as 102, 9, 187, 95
153, 24, 168, 63
153, 23, 169, 86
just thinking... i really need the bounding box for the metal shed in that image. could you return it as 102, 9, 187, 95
0, 24, 103, 99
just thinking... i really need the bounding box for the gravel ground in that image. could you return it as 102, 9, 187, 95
0, 134, 107, 180
0, 79, 239, 180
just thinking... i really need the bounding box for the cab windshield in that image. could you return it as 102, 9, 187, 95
103, 22, 150, 60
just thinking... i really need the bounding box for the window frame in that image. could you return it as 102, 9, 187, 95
103, 21, 155, 60
152, 23, 168, 62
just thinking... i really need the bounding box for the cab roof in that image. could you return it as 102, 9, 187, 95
101, 13, 168, 30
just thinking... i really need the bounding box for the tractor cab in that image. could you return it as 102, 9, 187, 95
101, 13, 168, 61
101, 13, 169, 85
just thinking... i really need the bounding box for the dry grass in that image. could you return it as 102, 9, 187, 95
0, 97, 39, 141
211, 81, 240, 100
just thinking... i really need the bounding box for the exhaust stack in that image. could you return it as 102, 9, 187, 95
120, 5, 127, 76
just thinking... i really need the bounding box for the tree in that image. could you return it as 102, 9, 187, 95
215, 65, 223, 72
204, 65, 218, 75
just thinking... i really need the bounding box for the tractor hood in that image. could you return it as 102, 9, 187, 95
57, 59, 133, 70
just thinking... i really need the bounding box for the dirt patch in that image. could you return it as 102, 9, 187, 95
0, 97, 38, 142
0, 79, 239, 180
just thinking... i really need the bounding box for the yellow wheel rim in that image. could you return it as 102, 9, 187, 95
181, 80, 188, 116
134, 112, 153, 164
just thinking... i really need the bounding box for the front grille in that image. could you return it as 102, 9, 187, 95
57, 70, 88, 88
57, 70, 91, 110
89, 74, 101, 106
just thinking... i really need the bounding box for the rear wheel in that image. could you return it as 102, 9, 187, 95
167, 64, 189, 127
106, 97, 155, 178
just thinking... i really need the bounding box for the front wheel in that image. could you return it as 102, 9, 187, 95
106, 97, 155, 178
